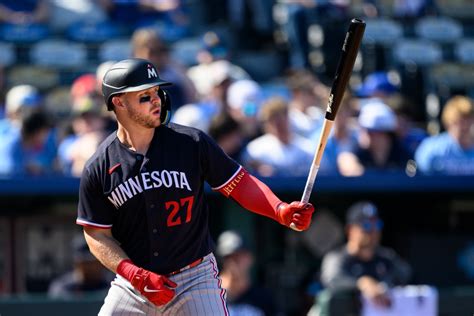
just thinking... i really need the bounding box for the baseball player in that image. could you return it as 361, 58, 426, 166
76, 58, 315, 315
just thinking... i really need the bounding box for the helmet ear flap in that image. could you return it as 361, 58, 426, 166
159, 89, 171, 125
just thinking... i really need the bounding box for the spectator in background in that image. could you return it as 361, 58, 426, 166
318, 91, 360, 175
286, 69, 328, 139
337, 100, 413, 176
96, 60, 116, 92
48, 235, 112, 299
0, 66, 6, 119
319, 201, 412, 309
0, 84, 58, 176
173, 59, 239, 133
5, 110, 57, 175
387, 94, 428, 157
355, 71, 400, 105
226, 79, 263, 140
216, 230, 280, 316
131, 27, 197, 109
208, 112, 245, 162
241, 97, 313, 177
0, 0, 49, 25
187, 31, 250, 100
57, 74, 109, 177
415, 95, 474, 175
0, 84, 42, 132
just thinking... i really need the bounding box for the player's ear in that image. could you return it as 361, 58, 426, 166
111, 94, 125, 108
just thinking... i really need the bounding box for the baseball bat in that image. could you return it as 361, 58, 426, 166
291, 18, 366, 231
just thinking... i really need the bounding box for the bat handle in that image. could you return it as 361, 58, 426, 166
301, 164, 319, 204
300, 119, 334, 204
290, 166, 319, 231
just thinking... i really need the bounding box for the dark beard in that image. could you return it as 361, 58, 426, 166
127, 105, 160, 129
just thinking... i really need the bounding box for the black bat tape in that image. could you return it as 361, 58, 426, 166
325, 18, 366, 121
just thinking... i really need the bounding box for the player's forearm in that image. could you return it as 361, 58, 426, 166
225, 169, 282, 222
83, 227, 129, 274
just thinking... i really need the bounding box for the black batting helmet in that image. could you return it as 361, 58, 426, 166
102, 58, 172, 124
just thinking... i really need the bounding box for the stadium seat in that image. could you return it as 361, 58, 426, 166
97, 39, 131, 63
363, 18, 404, 46
66, 21, 124, 43
392, 39, 444, 122
414, 16, 463, 43
30, 39, 87, 68
454, 38, 474, 64
393, 39, 443, 66
0, 23, 49, 43
0, 42, 16, 66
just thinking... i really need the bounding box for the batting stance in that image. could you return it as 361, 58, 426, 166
76, 58, 315, 315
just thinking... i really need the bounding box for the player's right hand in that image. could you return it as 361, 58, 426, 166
117, 259, 177, 306
277, 201, 314, 231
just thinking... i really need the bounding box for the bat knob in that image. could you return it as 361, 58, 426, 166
290, 222, 303, 232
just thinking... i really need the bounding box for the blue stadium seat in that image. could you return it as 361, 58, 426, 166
393, 39, 443, 66
30, 39, 88, 69
66, 21, 124, 44
0, 23, 49, 43
363, 18, 404, 46
97, 39, 131, 63
414, 16, 463, 44
0, 42, 16, 66
454, 38, 474, 64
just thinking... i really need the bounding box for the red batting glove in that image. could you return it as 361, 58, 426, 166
117, 259, 177, 306
277, 201, 314, 231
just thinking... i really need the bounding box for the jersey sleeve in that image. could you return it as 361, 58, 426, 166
76, 167, 116, 229
198, 131, 241, 189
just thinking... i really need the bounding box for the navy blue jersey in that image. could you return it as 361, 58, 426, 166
77, 123, 240, 274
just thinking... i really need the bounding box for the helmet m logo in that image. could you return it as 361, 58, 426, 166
147, 67, 158, 79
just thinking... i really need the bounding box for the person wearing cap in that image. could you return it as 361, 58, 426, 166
172, 60, 243, 134
48, 235, 112, 299
0, 84, 58, 176
76, 58, 315, 315
216, 230, 279, 316
319, 201, 412, 309
337, 100, 413, 176
355, 71, 400, 101
57, 73, 111, 176
186, 31, 250, 100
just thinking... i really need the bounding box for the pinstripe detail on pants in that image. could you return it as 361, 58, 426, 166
98, 253, 229, 315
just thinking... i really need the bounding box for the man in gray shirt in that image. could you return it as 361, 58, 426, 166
320, 201, 412, 308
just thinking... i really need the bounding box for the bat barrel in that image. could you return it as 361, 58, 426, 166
325, 19, 366, 121
299, 19, 365, 206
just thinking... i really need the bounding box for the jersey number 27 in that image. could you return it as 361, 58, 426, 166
165, 196, 194, 227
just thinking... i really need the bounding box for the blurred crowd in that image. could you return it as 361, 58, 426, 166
0, 0, 472, 179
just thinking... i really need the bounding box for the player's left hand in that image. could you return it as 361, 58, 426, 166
277, 201, 314, 231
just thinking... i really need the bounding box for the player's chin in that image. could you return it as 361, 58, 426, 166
144, 118, 161, 129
